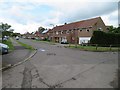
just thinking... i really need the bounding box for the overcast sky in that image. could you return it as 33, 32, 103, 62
0, 0, 119, 34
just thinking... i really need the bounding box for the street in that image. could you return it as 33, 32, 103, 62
2, 38, 118, 88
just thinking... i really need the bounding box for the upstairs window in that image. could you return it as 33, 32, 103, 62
66, 30, 69, 34
98, 28, 102, 31
89, 26, 92, 28
56, 31, 58, 35
58, 31, 61, 34
62, 30, 66, 34
61, 31, 63, 34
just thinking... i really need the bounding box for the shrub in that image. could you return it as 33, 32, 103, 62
90, 31, 120, 47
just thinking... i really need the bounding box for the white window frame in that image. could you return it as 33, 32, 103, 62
86, 29, 90, 32
66, 30, 69, 34
56, 31, 58, 35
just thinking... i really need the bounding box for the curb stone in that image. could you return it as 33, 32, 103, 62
0, 50, 37, 71
0, 64, 12, 71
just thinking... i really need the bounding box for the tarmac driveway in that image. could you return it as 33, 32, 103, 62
2, 38, 118, 88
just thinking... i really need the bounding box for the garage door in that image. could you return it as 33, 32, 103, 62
79, 37, 91, 44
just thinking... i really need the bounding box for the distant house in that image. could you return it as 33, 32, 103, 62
41, 29, 50, 40
49, 17, 107, 44
34, 31, 40, 38
34, 29, 51, 40
23, 32, 33, 39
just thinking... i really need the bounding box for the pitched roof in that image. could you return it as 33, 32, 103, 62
52, 17, 101, 31
42, 29, 49, 34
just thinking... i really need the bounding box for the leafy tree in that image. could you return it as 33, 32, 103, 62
12, 33, 20, 37
0, 23, 11, 31
0, 22, 13, 37
38, 27, 45, 34
115, 27, 120, 33
108, 26, 120, 33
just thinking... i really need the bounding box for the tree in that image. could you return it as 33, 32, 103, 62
0, 23, 11, 31
108, 26, 120, 33
115, 27, 120, 33
0, 22, 12, 37
38, 27, 45, 34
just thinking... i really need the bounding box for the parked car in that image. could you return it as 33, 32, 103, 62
0, 43, 9, 54
2, 36, 8, 41
61, 38, 68, 44
16, 36, 19, 40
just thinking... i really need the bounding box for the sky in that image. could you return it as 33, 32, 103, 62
0, 0, 119, 34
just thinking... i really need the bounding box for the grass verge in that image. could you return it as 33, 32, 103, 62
2, 39, 14, 51
67, 45, 119, 52
17, 41, 35, 50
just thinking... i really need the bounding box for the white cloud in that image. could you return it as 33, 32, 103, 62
12, 22, 43, 34
0, 0, 119, 34
101, 10, 118, 27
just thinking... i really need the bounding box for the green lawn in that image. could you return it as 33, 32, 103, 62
17, 41, 35, 50
2, 39, 14, 51
67, 45, 119, 52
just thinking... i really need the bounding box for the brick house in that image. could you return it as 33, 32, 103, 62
49, 17, 107, 44
34, 29, 51, 40
23, 32, 34, 39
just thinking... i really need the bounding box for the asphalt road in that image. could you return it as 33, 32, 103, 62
2, 38, 31, 66
2, 38, 118, 88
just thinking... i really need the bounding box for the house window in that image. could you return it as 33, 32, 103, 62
89, 26, 92, 28
86, 29, 90, 32
56, 31, 58, 35
66, 30, 69, 34
80, 29, 82, 32
98, 28, 102, 31
58, 31, 61, 34
63, 30, 67, 34
61, 31, 63, 34
71, 30, 74, 33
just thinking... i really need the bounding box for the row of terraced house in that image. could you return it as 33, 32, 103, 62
24, 17, 108, 44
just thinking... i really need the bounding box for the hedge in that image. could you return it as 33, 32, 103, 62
90, 31, 120, 47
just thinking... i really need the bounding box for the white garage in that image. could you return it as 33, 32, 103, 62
79, 37, 91, 44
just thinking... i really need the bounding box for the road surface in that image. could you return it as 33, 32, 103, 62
2, 38, 118, 88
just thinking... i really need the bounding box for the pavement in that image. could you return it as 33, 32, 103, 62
2, 38, 119, 88
1, 38, 36, 70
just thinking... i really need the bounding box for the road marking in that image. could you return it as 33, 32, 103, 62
38, 48, 46, 52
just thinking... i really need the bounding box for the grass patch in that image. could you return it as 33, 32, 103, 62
68, 45, 119, 52
17, 41, 35, 50
2, 39, 14, 51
